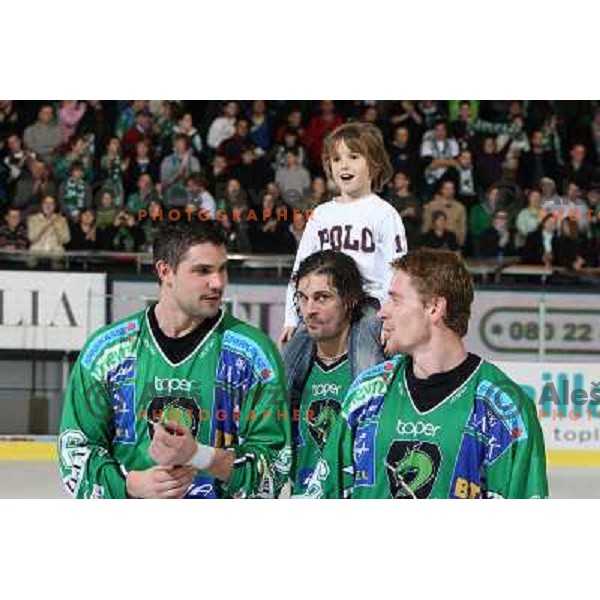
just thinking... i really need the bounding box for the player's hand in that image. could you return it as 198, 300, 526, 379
126, 465, 197, 499
278, 326, 296, 350
149, 421, 198, 467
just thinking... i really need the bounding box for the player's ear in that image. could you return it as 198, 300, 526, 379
155, 260, 172, 286
429, 296, 447, 323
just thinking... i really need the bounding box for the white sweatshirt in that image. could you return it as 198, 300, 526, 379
284, 194, 408, 327
207, 117, 236, 150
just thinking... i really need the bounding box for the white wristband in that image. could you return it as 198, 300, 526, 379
187, 444, 216, 471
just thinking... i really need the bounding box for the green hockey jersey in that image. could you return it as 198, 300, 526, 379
304, 355, 548, 499
291, 356, 352, 495
58, 308, 292, 499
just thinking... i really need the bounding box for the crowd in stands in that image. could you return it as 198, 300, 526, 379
1, 100, 600, 271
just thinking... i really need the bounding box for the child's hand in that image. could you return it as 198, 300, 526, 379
278, 326, 296, 350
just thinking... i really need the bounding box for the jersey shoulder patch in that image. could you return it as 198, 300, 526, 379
348, 355, 404, 395
80, 312, 143, 369
222, 320, 279, 384
469, 363, 531, 465
477, 359, 532, 423
344, 356, 405, 426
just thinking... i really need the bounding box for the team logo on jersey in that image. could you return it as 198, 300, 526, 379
146, 396, 201, 439
307, 399, 342, 450
385, 441, 441, 499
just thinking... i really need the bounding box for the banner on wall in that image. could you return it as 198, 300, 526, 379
0, 271, 106, 351
466, 290, 600, 363
498, 360, 600, 461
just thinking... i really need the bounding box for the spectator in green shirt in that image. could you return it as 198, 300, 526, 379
469, 186, 500, 256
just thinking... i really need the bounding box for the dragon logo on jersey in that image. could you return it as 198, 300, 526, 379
146, 396, 201, 439
307, 399, 342, 450
385, 441, 441, 499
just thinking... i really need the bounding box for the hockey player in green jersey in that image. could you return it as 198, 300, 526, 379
285, 250, 380, 495
58, 219, 291, 499
306, 249, 548, 499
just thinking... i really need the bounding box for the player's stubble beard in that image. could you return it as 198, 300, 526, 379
175, 291, 223, 322
308, 318, 351, 359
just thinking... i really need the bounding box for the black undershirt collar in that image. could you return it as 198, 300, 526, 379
405, 352, 482, 413
148, 304, 221, 365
